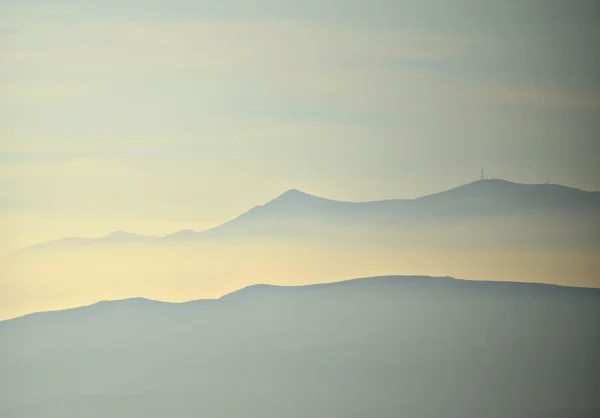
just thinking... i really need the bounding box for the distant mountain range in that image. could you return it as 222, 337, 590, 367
18, 179, 600, 252
1, 275, 599, 418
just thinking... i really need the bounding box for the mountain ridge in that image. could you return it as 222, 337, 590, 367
14, 179, 600, 252
3, 273, 599, 418
3, 274, 599, 324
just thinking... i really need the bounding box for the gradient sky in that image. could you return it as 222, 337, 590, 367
1, 0, 599, 253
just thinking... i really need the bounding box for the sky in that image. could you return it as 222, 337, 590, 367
1, 0, 599, 254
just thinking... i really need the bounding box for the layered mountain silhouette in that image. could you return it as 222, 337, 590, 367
1, 275, 599, 418
18, 179, 600, 251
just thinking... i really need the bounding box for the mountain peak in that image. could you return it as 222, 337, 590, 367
278, 188, 312, 198
264, 189, 322, 205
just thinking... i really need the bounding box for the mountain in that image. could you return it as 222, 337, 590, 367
1, 275, 599, 418
234, 180, 600, 219
16, 179, 600, 251
4, 275, 599, 324
165, 179, 600, 240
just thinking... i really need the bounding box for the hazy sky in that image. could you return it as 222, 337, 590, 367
1, 0, 599, 253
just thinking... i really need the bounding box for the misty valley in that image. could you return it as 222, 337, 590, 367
1, 180, 599, 418
2, 179, 599, 319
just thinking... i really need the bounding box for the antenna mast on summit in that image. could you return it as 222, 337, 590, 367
480, 168, 485, 180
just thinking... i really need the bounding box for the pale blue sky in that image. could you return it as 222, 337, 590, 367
0, 0, 599, 251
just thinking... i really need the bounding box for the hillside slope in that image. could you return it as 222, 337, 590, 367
1, 276, 599, 418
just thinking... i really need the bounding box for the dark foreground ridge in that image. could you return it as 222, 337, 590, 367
3, 275, 599, 324
1, 274, 599, 418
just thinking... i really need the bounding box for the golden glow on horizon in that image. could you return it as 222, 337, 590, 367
1, 242, 599, 320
